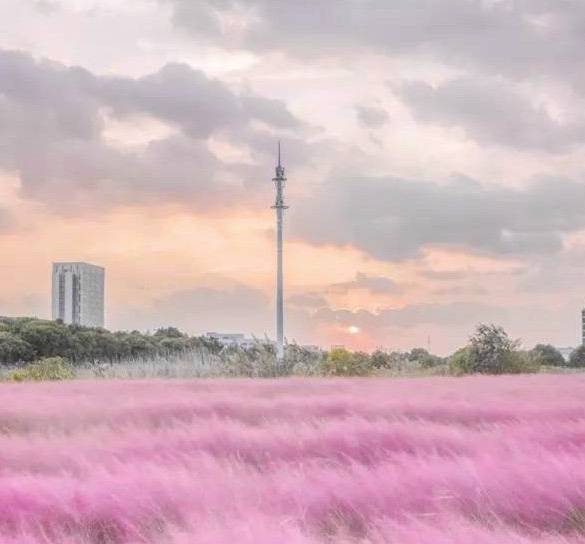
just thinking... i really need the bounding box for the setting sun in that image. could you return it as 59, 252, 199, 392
348, 325, 361, 335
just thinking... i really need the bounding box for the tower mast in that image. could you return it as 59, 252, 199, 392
272, 142, 288, 361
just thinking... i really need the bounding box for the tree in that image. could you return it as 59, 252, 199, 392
449, 324, 538, 375
408, 348, 443, 368
0, 332, 35, 364
449, 347, 473, 376
371, 350, 392, 369
18, 320, 73, 358
154, 327, 185, 338
531, 344, 565, 367
569, 346, 585, 368
322, 348, 371, 376
468, 324, 519, 374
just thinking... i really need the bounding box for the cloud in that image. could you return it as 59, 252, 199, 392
396, 77, 585, 153
432, 285, 488, 297
329, 272, 400, 295
162, 1, 585, 94
287, 293, 328, 309
290, 174, 585, 261
111, 285, 271, 335
0, 207, 14, 232
31, 0, 60, 15
312, 301, 507, 330
355, 105, 389, 129
0, 49, 304, 210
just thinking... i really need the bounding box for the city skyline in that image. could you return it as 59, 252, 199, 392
3, 2, 585, 354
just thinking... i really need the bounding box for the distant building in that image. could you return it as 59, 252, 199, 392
52, 262, 105, 328
331, 344, 346, 351
582, 307, 585, 345
205, 332, 255, 350
301, 345, 322, 353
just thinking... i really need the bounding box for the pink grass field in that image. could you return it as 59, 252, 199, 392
2, 375, 585, 543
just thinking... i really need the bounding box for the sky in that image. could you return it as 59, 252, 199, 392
1, 0, 585, 354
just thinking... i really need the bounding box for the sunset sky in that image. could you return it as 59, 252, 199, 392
2, 0, 585, 353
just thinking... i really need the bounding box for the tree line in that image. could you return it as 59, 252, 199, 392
0, 317, 221, 365
2, 316, 584, 377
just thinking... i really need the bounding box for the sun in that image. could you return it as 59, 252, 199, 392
348, 325, 361, 335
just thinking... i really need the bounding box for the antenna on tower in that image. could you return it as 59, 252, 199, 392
275, 141, 285, 180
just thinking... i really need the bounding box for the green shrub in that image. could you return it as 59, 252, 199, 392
7, 357, 74, 382
449, 347, 474, 376
531, 344, 565, 367
0, 332, 35, 364
409, 347, 443, 368
569, 346, 585, 368
449, 325, 540, 376
501, 350, 540, 374
322, 348, 371, 376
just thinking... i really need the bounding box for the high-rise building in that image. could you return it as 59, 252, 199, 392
52, 262, 105, 328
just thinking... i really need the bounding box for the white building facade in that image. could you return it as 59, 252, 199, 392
205, 332, 256, 349
52, 262, 105, 328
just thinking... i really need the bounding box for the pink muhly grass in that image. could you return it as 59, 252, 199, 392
2, 375, 585, 542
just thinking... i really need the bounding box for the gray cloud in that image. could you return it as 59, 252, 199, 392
330, 272, 400, 295
0, 49, 303, 210
432, 285, 488, 297
163, 1, 585, 93
31, 0, 60, 14
312, 301, 507, 330
290, 174, 585, 261
96, 63, 250, 138
396, 77, 585, 153
287, 293, 328, 310
355, 105, 389, 129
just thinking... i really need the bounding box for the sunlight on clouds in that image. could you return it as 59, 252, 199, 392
101, 112, 177, 148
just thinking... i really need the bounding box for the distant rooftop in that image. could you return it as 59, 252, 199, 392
53, 262, 105, 270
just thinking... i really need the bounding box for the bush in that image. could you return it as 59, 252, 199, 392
322, 348, 371, 376
409, 348, 443, 368
371, 349, 391, 369
449, 324, 540, 376
449, 347, 474, 376
569, 346, 585, 368
531, 344, 565, 367
370, 350, 408, 370
7, 357, 74, 382
502, 350, 541, 374
0, 332, 35, 364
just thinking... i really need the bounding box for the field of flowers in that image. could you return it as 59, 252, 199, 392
2, 375, 585, 543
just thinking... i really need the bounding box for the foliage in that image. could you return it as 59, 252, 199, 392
531, 344, 566, 367
370, 349, 392, 369
285, 344, 324, 376
569, 345, 585, 368
322, 348, 371, 376
408, 347, 444, 368
0, 317, 205, 366
153, 327, 185, 338
449, 347, 474, 376
449, 324, 539, 375
7, 357, 74, 382
0, 331, 35, 364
